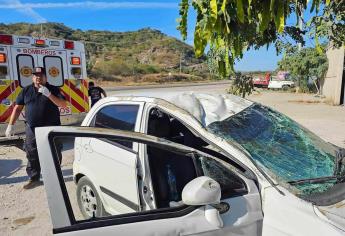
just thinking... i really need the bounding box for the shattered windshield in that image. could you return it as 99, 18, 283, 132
207, 104, 338, 196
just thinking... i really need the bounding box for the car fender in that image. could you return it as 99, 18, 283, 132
262, 186, 345, 235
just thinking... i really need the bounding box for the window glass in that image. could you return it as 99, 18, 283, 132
51, 133, 248, 229
52, 135, 196, 223
95, 105, 138, 130
17, 54, 34, 87
93, 105, 139, 148
195, 155, 247, 198
53, 135, 141, 222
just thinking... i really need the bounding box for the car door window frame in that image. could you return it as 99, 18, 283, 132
39, 128, 256, 234
87, 101, 144, 152
140, 104, 254, 198
43, 129, 200, 233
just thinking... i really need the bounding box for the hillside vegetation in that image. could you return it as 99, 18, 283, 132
0, 23, 210, 84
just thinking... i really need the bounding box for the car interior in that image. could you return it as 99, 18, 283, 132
146, 107, 246, 209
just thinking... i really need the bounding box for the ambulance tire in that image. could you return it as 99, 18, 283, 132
77, 176, 106, 219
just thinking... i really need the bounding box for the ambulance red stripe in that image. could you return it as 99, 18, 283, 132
0, 81, 17, 101
0, 103, 14, 122
65, 80, 88, 103
60, 90, 85, 112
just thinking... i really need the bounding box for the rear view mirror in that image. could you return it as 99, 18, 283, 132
182, 176, 221, 206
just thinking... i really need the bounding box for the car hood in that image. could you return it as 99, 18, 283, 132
316, 200, 345, 230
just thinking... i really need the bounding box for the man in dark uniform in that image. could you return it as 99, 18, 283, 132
5, 67, 67, 189
88, 81, 107, 107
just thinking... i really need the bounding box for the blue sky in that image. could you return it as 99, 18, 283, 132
0, 0, 316, 71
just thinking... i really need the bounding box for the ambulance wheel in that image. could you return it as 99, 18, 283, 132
77, 176, 105, 219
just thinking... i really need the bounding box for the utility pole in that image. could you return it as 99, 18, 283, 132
297, 2, 303, 92
179, 53, 183, 74
298, 3, 303, 52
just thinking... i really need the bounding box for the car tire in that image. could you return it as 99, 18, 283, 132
282, 85, 289, 90
77, 176, 105, 219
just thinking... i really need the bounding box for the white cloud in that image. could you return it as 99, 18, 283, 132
0, 1, 178, 9
1, 0, 47, 23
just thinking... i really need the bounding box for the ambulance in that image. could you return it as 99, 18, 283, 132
0, 34, 89, 135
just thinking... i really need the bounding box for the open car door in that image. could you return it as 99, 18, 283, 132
36, 126, 263, 235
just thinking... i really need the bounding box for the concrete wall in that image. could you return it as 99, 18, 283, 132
322, 46, 344, 105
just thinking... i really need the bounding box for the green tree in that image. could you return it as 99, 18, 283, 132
277, 46, 328, 92
228, 72, 254, 98
307, 1, 345, 50
207, 46, 231, 79
177, 0, 342, 74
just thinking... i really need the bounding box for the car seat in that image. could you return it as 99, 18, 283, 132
147, 109, 197, 208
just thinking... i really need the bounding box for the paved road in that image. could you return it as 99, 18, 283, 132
106, 82, 230, 96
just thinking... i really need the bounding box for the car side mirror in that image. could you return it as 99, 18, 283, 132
182, 176, 223, 228
182, 176, 221, 205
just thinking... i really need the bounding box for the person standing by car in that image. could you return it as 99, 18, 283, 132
88, 81, 107, 107
5, 67, 67, 189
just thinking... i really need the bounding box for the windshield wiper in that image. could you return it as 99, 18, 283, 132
288, 176, 338, 185
289, 149, 345, 186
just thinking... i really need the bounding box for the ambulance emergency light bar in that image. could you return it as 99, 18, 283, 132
64, 41, 74, 50
0, 35, 13, 45
35, 39, 46, 46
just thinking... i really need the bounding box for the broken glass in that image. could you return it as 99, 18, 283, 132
207, 104, 338, 196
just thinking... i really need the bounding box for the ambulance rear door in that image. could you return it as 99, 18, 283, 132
41, 51, 66, 87
11, 47, 36, 88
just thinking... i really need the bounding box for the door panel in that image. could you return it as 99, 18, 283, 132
36, 127, 262, 235
16, 54, 34, 87
43, 56, 64, 87
87, 138, 140, 214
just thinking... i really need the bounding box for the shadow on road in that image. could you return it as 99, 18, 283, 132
0, 159, 24, 184
0, 158, 73, 185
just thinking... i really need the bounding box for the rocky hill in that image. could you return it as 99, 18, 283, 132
0, 23, 209, 83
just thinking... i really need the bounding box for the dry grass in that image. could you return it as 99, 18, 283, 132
91, 73, 209, 87
287, 99, 322, 104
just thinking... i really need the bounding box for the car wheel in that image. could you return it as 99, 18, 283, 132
282, 85, 289, 90
77, 176, 105, 219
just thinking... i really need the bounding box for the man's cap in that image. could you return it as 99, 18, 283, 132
32, 67, 46, 75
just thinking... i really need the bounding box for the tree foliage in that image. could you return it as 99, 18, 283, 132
307, 1, 344, 50
228, 72, 254, 98
206, 46, 231, 79
277, 46, 328, 92
177, 0, 342, 74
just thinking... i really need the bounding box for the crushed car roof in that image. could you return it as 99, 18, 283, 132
108, 92, 253, 126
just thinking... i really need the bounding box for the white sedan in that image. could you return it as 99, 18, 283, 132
36, 92, 345, 235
